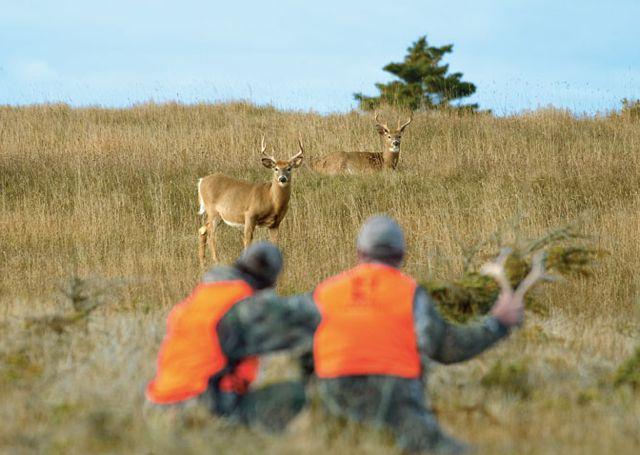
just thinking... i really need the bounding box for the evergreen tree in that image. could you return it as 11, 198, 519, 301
354, 36, 478, 111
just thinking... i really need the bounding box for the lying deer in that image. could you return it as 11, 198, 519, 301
197, 137, 304, 265
310, 113, 412, 175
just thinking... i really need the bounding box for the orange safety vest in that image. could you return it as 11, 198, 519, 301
313, 263, 420, 379
146, 280, 258, 404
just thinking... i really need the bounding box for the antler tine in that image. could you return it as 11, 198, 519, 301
514, 252, 546, 300
296, 136, 304, 155
259, 135, 276, 162
399, 117, 413, 130
480, 247, 513, 294
374, 111, 389, 129
260, 135, 267, 155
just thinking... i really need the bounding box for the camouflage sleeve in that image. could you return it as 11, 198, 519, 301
218, 290, 321, 361
413, 286, 510, 365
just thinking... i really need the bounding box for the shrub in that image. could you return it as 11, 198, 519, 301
612, 346, 640, 390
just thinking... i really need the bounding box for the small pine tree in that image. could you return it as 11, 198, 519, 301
355, 36, 478, 111
621, 98, 640, 119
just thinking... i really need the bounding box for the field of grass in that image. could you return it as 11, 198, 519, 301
1, 102, 639, 454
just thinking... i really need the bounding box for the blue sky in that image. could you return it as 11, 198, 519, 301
1, 0, 639, 114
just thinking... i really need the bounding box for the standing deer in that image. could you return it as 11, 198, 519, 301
197, 137, 304, 265
310, 113, 412, 175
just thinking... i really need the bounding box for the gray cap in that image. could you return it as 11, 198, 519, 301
356, 215, 406, 264
234, 241, 283, 289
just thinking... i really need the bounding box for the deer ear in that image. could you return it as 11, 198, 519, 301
376, 124, 389, 135
290, 155, 304, 168
261, 157, 276, 169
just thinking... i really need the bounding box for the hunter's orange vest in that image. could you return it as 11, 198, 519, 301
313, 263, 420, 379
146, 280, 257, 404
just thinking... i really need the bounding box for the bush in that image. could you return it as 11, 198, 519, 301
423, 226, 602, 322
612, 346, 640, 390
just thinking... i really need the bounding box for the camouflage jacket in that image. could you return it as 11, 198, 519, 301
210, 265, 510, 373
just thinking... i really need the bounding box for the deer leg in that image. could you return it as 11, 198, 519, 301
268, 227, 279, 244
243, 214, 257, 249
198, 223, 209, 267
207, 213, 221, 262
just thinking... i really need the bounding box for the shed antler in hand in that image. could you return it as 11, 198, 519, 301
481, 248, 547, 298
481, 249, 547, 327
514, 252, 546, 301
480, 248, 513, 293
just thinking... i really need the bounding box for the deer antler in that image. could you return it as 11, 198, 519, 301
398, 117, 412, 131
287, 137, 304, 165
480, 248, 513, 293
260, 135, 267, 155
260, 135, 276, 161
295, 136, 304, 156
481, 248, 547, 299
374, 111, 389, 131
514, 252, 546, 301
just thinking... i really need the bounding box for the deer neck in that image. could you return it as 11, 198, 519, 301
380, 138, 399, 169
270, 179, 291, 211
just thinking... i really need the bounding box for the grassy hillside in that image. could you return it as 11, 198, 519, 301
1, 102, 639, 454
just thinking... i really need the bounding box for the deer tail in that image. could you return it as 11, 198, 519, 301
197, 178, 206, 215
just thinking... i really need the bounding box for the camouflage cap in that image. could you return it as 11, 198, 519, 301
234, 241, 283, 289
356, 215, 405, 264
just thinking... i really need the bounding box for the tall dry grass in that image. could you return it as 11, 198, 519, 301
1, 102, 639, 454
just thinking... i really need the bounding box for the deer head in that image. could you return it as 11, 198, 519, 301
260, 136, 304, 187
375, 112, 412, 153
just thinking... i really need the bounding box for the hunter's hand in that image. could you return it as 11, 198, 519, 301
490, 289, 524, 328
